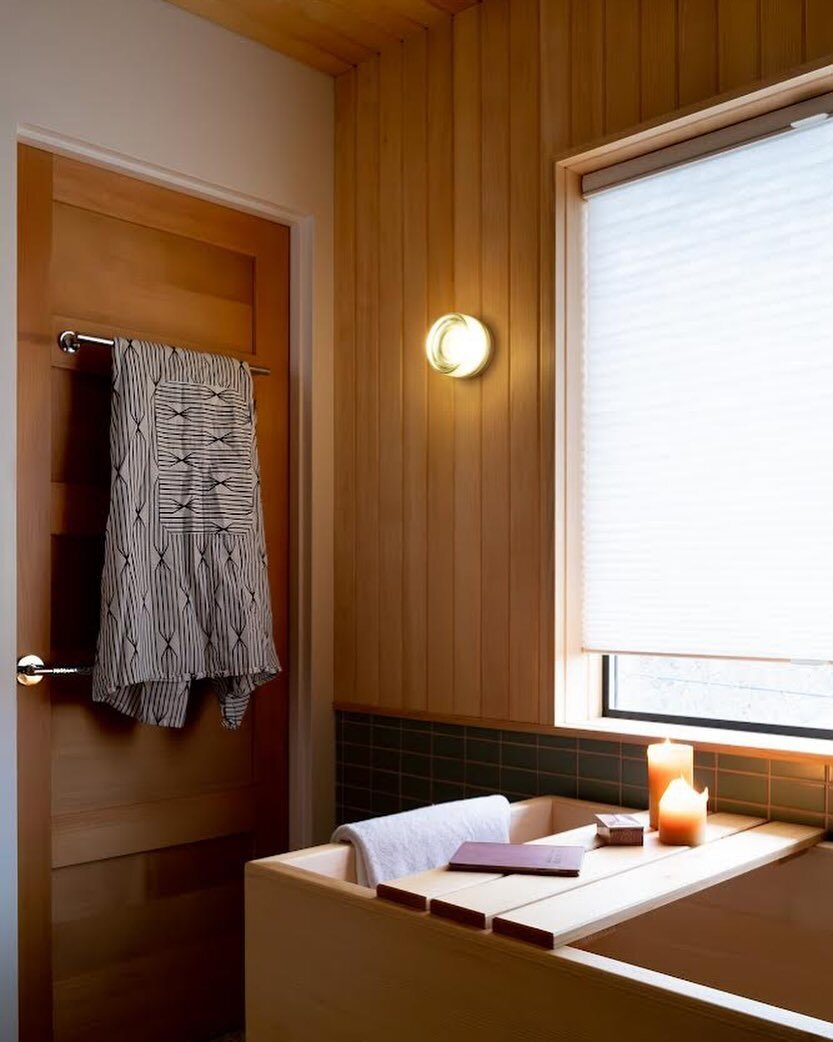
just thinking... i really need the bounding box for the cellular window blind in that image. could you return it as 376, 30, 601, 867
582, 115, 833, 663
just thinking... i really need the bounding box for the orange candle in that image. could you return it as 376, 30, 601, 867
658, 777, 708, 846
647, 740, 693, 829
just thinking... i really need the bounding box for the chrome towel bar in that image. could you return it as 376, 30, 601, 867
17, 654, 93, 686
58, 330, 272, 376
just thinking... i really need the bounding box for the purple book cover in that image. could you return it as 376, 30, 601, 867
448, 842, 585, 876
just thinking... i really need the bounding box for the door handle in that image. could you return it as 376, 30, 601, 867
16, 654, 93, 686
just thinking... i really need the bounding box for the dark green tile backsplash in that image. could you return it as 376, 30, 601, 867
336, 711, 832, 834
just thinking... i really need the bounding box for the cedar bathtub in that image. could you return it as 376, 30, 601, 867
245, 795, 830, 1041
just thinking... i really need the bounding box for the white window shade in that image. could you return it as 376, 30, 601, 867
582, 116, 833, 663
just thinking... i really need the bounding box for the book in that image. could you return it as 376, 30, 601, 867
594, 813, 644, 846
448, 842, 585, 876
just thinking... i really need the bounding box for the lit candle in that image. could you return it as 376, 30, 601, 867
647, 740, 693, 829
658, 777, 709, 846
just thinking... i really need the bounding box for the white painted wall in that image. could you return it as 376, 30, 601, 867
0, 1, 334, 1038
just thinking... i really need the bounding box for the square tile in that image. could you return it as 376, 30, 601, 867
343, 764, 371, 789
372, 746, 400, 772
401, 729, 432, 753
539, 747, 576, 776
467, 738, 500, 764
342, 741, 371, 766
770, 758, 826, 781
538, 773, 578, 799
579, 752, 620, 784
465, 761, 500, 790
500, 767, 537, 797
577, 778, 620, 805
433, 733, 464, 759
717, 770, 767, 805
343, 786, 373, 811
502, 742, 538, 770
402, 752, 430, 778
373, 724, 402, 750
402, 773, 432, 801
770, 778, 825, 814
622, 758, 648, 788
433, 780, 465, 803
769, 806, 825, 828
371, 768, 399, 795
433, 756, 465, 783
694, 767, 716, 795
621, 743, 648, 760
714, 797, 766, 818
621, 785, 648, 810
694, 750, 716, 768
373, 791, 402, 815
343, 721, 371, 746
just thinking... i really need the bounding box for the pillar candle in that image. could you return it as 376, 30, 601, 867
658, 777, 709, 846
647, 740, 693, 829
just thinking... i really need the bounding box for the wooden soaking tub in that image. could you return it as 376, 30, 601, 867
245, 796, 830, 1042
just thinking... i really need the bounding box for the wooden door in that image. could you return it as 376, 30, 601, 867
17, 144, 290, 1042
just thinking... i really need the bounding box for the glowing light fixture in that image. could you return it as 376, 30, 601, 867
425, 313, 492, 378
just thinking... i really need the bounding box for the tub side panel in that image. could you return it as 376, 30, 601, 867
578, 847, 833, 1024
245, 862, 817, 1042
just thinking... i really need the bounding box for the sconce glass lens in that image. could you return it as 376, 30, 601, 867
425, 313, 492, 378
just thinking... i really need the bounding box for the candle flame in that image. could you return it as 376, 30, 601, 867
662, 776, 708, 803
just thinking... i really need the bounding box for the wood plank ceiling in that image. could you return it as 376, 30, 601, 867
165, 0, 480, 74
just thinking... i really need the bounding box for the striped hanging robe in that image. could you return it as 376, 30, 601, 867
92, 338, 280, 729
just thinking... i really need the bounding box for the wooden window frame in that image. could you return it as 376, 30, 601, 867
552, 60, 833, 758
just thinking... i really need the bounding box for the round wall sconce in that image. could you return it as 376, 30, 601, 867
425, 313, 492, 378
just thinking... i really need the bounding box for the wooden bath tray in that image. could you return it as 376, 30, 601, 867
429, 811, 760, 928
493, 819, 823, 949
377, 814, 823, 951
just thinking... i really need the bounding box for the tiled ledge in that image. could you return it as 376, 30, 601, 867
335, 710, 833, 834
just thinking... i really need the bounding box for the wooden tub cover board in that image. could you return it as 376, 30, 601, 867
429, 812, 763, 928
493, 819, 822, 948
376, 814, 824, 950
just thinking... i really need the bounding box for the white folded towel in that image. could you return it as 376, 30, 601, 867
331, 795, 511, 888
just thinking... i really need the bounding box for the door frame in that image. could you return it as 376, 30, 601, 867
17, 123, 325, 848
14, 127, 329, 1037
13, 128, 329, 1033
18, 140, 296, 1042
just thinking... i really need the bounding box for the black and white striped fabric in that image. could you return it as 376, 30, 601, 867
91, 338, 280, 729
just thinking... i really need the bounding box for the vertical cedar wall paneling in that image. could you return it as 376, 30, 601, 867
335, 0, 833, 725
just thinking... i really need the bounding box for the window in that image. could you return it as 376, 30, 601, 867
557, 85, 833, 738
605, 655, 833, 737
